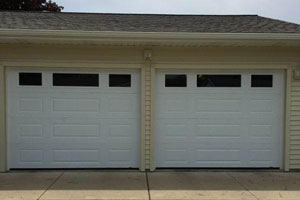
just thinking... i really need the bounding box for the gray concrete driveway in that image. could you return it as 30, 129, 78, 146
0, 171, 300, 200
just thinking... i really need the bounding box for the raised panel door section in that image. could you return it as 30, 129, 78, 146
7, 69, 140, 169
156, 71, 284, 168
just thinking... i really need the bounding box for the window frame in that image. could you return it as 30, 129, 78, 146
52, 73, 100, 87
250, 74, 273, 88
108, 74, 132, 88
164, 74, 187, 88
19, 72, 43, 86
196, 74, 242, 88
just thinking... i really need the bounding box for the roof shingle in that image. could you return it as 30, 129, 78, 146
1, 11, 300, 33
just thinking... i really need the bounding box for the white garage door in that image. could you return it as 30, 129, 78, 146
7, 68, 140, 169
156, 71, 284, 168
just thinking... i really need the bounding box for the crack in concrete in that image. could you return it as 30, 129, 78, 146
146, 172, 151, 200
37, 171, 65, 200
227, 172, 260, 200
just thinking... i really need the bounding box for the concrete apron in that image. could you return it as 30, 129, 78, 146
0, 171, 300, 200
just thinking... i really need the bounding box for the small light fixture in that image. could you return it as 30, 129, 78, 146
144, 50, 152, 60
294, 69, 300, 80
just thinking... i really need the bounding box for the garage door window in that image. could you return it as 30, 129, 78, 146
19, 73, 42, 86
197, 75, 241, 87
165, 74, 187, 87
251, 75, 273, 87
109, 74, 131, 87
53, 73, 99, 87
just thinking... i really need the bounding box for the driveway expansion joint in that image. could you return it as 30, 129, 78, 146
37, 171, 65, 200
226, 172, 260, 200
146, 172, 151, 200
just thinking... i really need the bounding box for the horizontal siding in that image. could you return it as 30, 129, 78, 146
144, 63, 152, 170
290, 77, 300, 169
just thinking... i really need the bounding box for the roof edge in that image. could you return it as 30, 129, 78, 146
1, 29, 300, 46
0, 10, 259, 17
1, 29, 300, 39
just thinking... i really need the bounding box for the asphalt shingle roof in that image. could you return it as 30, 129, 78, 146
1, 11, 300, 33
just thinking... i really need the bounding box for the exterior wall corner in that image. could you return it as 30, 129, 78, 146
0, 64, 7, 172
289, 66, 300, 170
142, 50, 154, 170
284, 68, 292, 171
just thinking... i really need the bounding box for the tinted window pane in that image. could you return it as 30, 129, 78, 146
109, 74, 131, 87
197, 75, 241, 87
53, 73, 99, 87
251, 75, 273, 87
19, 73, 42, 86
165, 74, 187, 87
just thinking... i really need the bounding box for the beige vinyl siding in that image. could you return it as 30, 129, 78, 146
290, 80, 300, 169
144, 60, 152, 170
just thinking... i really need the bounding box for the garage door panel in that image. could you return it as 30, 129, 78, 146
19, 97, 43, 112
163, 95, 189, 111
104, 119, 139, 143
157, 143, 191, 166
8, 118, 46, 143
248, 149, 275, 166
52, 98, 100, 113
194, 115, 243, 125
248, 113, 274, 124
163, 123, 189, 139
158, 95, 191, 118
248, 99, 274, 112
195, 99, 242, 112
102, 94, 139, 118
194, 124, 242, 138
9, 143, 47, 167
191, 91, 244, 98
44, 141, 137, 167
52, 124, 101, 138
192, 139, 242, 149
8, 94, 45, 114
249, 124, 272, 137
193, 162, 242, 168
106, 95, 135, 111
247, 139, 277, 149
52, 149, 101, 163
7, 69, 140, 169
105, 146, 138, 167
17, 124, 44, 138
156, 118, 192, 143
11, 120, 44, 138
20, 149, 44, 163
193, 149, 241, 163
50, 115, 102, 123
49, 118, 104, 140
156, 71, 284, 168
